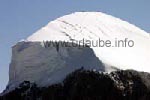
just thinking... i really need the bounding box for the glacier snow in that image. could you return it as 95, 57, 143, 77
7, 12, 150, 91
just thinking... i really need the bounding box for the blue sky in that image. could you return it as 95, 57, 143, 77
0, 0, 150, 93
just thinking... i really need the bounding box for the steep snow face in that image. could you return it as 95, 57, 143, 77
27, 12, 150, 72
8, 41, 112, 91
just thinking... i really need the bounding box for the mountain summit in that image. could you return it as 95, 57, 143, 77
7, 12, 150, 92
27, 12, 150, 72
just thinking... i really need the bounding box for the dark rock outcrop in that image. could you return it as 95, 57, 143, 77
1, 68, 150, 100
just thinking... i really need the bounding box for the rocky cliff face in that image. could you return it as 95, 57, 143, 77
1, 69, 150, 100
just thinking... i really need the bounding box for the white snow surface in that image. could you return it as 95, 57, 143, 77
27, 12, 150, 72
6, 12, 150, 92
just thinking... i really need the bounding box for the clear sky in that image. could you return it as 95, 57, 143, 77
0, 0, 150, 93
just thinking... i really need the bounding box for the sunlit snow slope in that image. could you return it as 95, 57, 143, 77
27, 12, 150, 72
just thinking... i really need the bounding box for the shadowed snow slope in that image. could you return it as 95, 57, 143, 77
7, 12, 150, 92
8, 42, 109, 91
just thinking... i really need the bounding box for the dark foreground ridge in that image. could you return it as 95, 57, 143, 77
1, 68, 150, 100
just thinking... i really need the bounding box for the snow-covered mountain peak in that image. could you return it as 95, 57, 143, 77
26, 12, 150, 72
6, 12, 150, 93
27, 12, 149, 41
